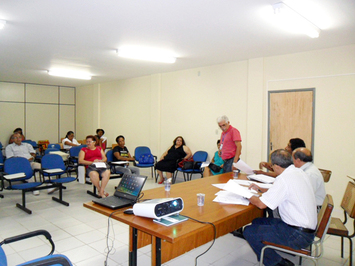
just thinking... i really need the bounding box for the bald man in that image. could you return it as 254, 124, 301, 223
292, 148, 326, 211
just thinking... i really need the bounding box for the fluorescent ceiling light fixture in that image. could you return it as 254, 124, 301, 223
117, 47, 176, 63
272, 2, 321, 38
0, 19, 6, 29
48, 70, 91, 80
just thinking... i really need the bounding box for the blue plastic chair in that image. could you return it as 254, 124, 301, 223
45, 147, 60, 155
3, 157, 43, 214
173, 151, 208, 183
106, 149, 124, 176
41, 154, 76, 207
134, 146, 157, 181
68, 145, 86, 175
0, 230, 73, 266
48, 143, 61, 150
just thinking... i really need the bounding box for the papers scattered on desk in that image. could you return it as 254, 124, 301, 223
213, 179, 259, 205
233, 159, 254, 175
93, 162, 107, 168
247, 174, 275, 184
3, 172, 26, 180
232, 179, 273, 189
213, 191, 250, 205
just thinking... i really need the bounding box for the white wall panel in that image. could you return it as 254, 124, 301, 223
0, 82, 24, 102
60, 87, 75, 104
26, 84, 58, 104
60, 105, 75, 142
0, 102, 25, 145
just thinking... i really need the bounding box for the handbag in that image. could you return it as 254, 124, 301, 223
209, 162, 222, 173
138, 153, 154, 164
178, 158, 194, 170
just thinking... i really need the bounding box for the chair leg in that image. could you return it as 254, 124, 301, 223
52, 184, 69, 206
341, 236, 344, 258
16, 190, 32, 214
349, 237, 353, 266
87, 185, 100, 198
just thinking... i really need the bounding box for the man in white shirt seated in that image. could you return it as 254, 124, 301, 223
5, 132, 41, 195
244, 149, 317, 266
292, 147, 326, 212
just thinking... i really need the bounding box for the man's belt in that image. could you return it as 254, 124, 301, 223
288, 224, 316, 234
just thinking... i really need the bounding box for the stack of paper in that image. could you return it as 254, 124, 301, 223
247, 174, 275, 184
212, 180, 259, 205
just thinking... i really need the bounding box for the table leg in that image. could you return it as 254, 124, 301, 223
129, 227, 138, 266
156, 237, 161, 266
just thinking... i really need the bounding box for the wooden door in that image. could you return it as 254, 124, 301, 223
268, 89, 314, 156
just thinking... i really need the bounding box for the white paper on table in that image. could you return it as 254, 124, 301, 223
213, 191, 250, 205
222, 179, 257, 199
247, 174, 275, 184
232, 179, 273, 189
233, 159, 254, 175
93, 162, 107, 168
200, 161, 210, 168
212, 183, 226, 190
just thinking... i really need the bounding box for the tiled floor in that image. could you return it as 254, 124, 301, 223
0, 169, 353, 266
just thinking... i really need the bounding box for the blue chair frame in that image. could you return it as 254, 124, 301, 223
173, 151, 208, 183
134, 146, 157, 181
41, 154, 76, 206
3, 157, 43, 214
47, 143, 61, 150
0, 230, 72, 266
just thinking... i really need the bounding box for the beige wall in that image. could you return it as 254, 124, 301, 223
76, 44, 355, 217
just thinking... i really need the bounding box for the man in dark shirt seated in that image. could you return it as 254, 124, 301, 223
112, 135, 140, 175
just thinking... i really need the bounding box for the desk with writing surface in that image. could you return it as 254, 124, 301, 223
83, 172, 264, 266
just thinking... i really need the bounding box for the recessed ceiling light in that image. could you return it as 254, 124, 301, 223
48, 70, 92, 80
117, 46, 177, 63
0, 19, 6, 29
272, 2, 321, 38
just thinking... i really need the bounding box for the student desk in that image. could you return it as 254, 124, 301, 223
84, 172, 264, 266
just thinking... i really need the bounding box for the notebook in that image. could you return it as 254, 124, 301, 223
92, 174, 147, 209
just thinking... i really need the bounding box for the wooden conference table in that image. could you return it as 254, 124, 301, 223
84, 173, 264, 266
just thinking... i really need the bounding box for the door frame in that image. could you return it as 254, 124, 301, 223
267, 88, 316, 159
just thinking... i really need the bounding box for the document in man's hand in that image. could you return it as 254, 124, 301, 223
233, 159, 254, 175
247, 174, 275, 184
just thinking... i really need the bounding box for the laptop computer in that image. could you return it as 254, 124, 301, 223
92, 173, 147, 209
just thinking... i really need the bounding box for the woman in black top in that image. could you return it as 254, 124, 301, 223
155, 136, 192, 184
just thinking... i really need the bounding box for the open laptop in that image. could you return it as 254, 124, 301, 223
92, 174, 147, 209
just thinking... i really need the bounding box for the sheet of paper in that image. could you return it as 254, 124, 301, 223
233, 159, 254, 175
222, 179, 256, 199
200, 161, 210, 168
247, 174, 275, 184
212, 183, 226, 190
232, 179, 273, 189
213, 191, 250, 205
93, 162, 107, 168
111, 161, 130, 165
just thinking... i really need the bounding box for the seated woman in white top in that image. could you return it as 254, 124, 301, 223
62, 131, 80, 150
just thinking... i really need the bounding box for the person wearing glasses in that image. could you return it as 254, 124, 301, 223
217, 115, 242, 173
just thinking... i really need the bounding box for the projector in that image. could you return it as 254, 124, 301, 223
133, 197, 184, 219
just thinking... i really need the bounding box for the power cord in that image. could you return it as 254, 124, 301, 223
104, 209, 123, 266
183, 215, 217, 266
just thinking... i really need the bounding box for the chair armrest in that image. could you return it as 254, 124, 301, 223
262, 241, 310, 255
1, 230, 55, 255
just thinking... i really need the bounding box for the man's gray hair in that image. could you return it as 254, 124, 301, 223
217, 115, 229, 123
271, 149, 293, 168
293, 149, 313, 162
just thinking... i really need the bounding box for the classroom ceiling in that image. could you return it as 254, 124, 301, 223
0, 0, 354, 87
